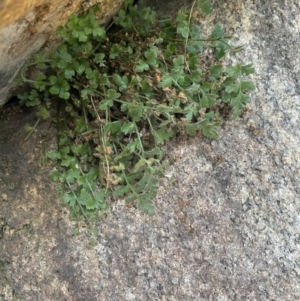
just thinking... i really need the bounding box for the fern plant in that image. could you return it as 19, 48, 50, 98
17, 0, 255, 220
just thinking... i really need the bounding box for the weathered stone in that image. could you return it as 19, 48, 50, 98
0, 0, 124, 107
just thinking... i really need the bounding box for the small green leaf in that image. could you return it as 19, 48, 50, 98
110, 44, 121, 59
33, 74, 47, 91
226, 64, 241, 78
121, 122, 135, 134
189, 25, 200, 39
197, 0, 213, 15
34, 50, 46, 65
126, 139, 139, 153
64, 68, 75, 79
80, 42, 93, 55
107, 89, 121, 99
49, 75, 70, 99
209, 65, 223, 79
113, 185, 131, 197
73, 28, 88, 42
241, 64, 255, 75
85, 68, 98, 80
65, 168, 80, 183
141, 7, 156, 23
17, 92, 29, 105
157, 75, 173, 88
86, 198, 98, 210
86, 167, 99, 182
132, 158, 147, 173
230, 92, 250, 119
104, 121, 122, 134
87, 190, 107, 210
211, 24, 224, 39
81, 88, 94, 100
61, 156, 76, 168
99, 74, 110, 86
199, 114, 221, 139
202, 126, 219, 139
127, 103, 144, 122
48, 150, 61, 160
173, 55, 184, 69
213, 42, 227, 59
240, 81, 255, 91
75, 119, 87, 134
200, 93, 209, 108
135, 60, 149, 73
144, 46, 158, 66
164, 42, 177, 58
62, 193, 75, 206
52, 170, 63, 181
187, 40, 203, 53
225, 84, 240, 94
140, 78, 153, 94
188, 53, 200, 69
190, 69, 202, 83
94, 53, 105, 66
99, 99, 114, 110
137, 199, 155, 215
125, 194, 137, 203
144, 147, 164, 160
185, 123, 199, 136
78, 189, 91, 206
151, 128, 174, 145
27, 89, 41, 106
112, 74, 128, 91
185, 109, 194, 122
71, 144, 83, 156
92, 27, 106, 38
114, 9, 133, 28
176, 11, 189, 38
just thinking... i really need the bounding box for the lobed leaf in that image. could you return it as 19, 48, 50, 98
197, 0, 213, 15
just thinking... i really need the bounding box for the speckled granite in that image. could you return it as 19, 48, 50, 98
0, 0, 299, 300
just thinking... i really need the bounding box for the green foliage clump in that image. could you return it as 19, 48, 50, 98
18, 0, 255, 220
